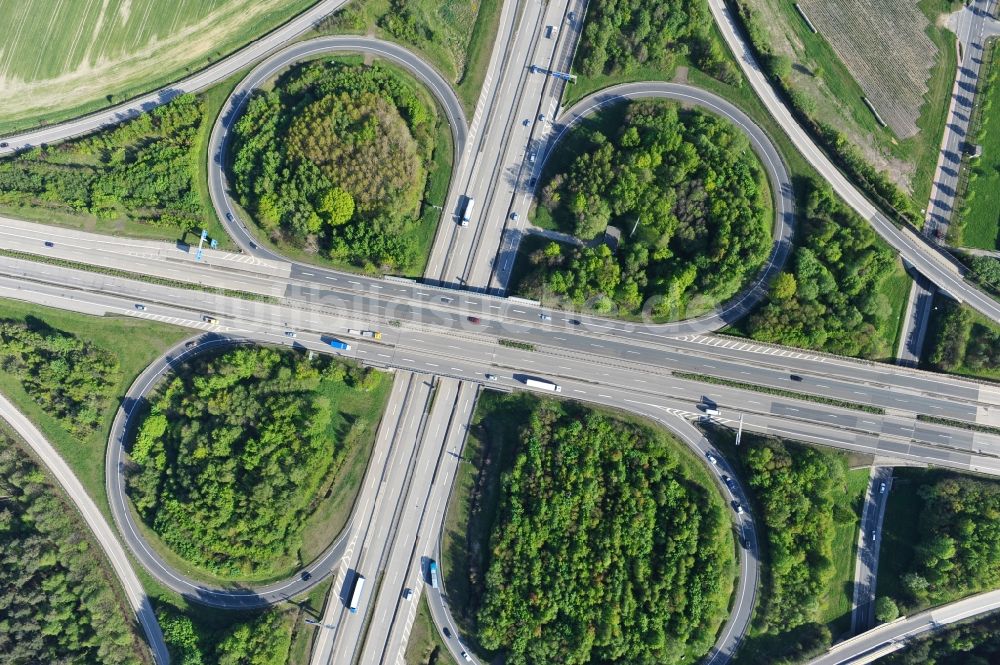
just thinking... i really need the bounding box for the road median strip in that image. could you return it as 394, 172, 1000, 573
916, 414, 1000, 437
673, 371, 885, 415
0, 248, 278, 304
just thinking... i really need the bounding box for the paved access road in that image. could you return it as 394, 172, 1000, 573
0, 0, 353, 153
706, 0, 1000, 326
0, 393, 170, 665
851, 467, 893, 634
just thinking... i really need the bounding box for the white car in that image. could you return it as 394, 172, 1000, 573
706, 452, 718, 465
134, 303, 146, 311
461, 652, 472, 662
485, 374, 498, 382
284, 331, 297, 338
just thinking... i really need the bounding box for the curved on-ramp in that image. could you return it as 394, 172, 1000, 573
548, 81, 795, 333
207, 36, 468, 262
0, 392, 169, 665
206, 40, 794, 335
106, 334, 358, 608
429, 398, 760, 665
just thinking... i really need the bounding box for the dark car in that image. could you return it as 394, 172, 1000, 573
301, 571, 311, 581
43, 241, 54, 247
443, 627, 452, 639
185, 340, 197, 349
790, 374, 803, 381
722, 475, 736, 491
739, 535, 750, 549
568, 319, 580, 325
468, 316, 481, 324
0, 142, 8, 148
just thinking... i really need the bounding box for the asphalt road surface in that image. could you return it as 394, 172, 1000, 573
851, 467, 893, 634
707, 0, 1000, 326
0, 393, 170, 665
809, 586, 1000, 665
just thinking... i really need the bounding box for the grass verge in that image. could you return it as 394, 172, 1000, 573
916, 414, 1000, 436
672, 371, 886, 414
0, 297, 189, 522
405, 594, 458, 665
819, 467, 871, 638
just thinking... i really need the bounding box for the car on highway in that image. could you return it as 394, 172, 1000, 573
301, 571, 311, 581
134, 304, 146, 311
567, 10, 575, 22
185, 340, 197, 349
722, 475, 736, 490
285, 331, 297, 338
203, 315, 218, 324
510, 211, 519, 221
461, 651, 472, 662
568, 319, 580, 325
523, 118, 531, 126
528, 151, 536, 164
790, 374, 803, 381
879, 482, 886, 494
402, 588, 412, 600
538, 113, 546, 122
226, 212, 234, 222
739, 535, 750, 549
43, 241, 54, 247
485, 374, 498, 381
706, 452, 718, 465
0, 142, 8, 148
732, 501, 744, 514
539, 313, 551, 321
871, 529, 876, 540
442, 627, 452, 639
468, 316, 481, 324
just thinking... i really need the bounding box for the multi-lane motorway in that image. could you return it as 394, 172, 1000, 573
6, 0, 1000, 662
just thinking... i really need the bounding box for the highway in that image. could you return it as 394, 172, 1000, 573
706, 0, 1000, 326
0, 392, 169, 665
850, 467, 893, 634
2, 236, 998, 434
310, 373, 436, 665
808, 587, 1000, 665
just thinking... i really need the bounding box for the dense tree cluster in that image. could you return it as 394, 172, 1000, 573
476, 401, 732, 664
926, 300, 1000, 377
520, 101, 770, 319
577, 0, 739, 84
0, 435, 142, 663
743, 180, 897, 358
892, 475, 1000, 609
0, 318, 118, 436
231, 60, 436, 271
0, 94, 205, 230
882, 610, 1000, 664
159, 606, 292, 665
728, 435, 850, 664
127, 346, 383, 577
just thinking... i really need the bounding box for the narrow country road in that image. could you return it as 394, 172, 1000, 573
0, 392, 169, 665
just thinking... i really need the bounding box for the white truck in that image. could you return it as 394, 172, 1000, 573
347, 328, 382, 340
461, 197, 475, 227
524, 378, 562, 393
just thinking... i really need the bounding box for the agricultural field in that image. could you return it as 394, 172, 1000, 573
738, 0, 958, 204
0, 0, 314, 134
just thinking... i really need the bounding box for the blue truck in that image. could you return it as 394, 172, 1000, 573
328, 339, 351, 351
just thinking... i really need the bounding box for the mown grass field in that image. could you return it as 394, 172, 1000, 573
0, 0, 316, 134
819, 467, 871, 639
404, 595, 458, 665
958, 41, 1000, 250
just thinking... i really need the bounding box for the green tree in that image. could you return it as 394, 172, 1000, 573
875, 596, 900, 623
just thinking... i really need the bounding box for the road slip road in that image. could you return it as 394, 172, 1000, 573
0, 393, 169, 665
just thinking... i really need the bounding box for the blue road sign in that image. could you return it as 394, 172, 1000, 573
195, 249, 203, 261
